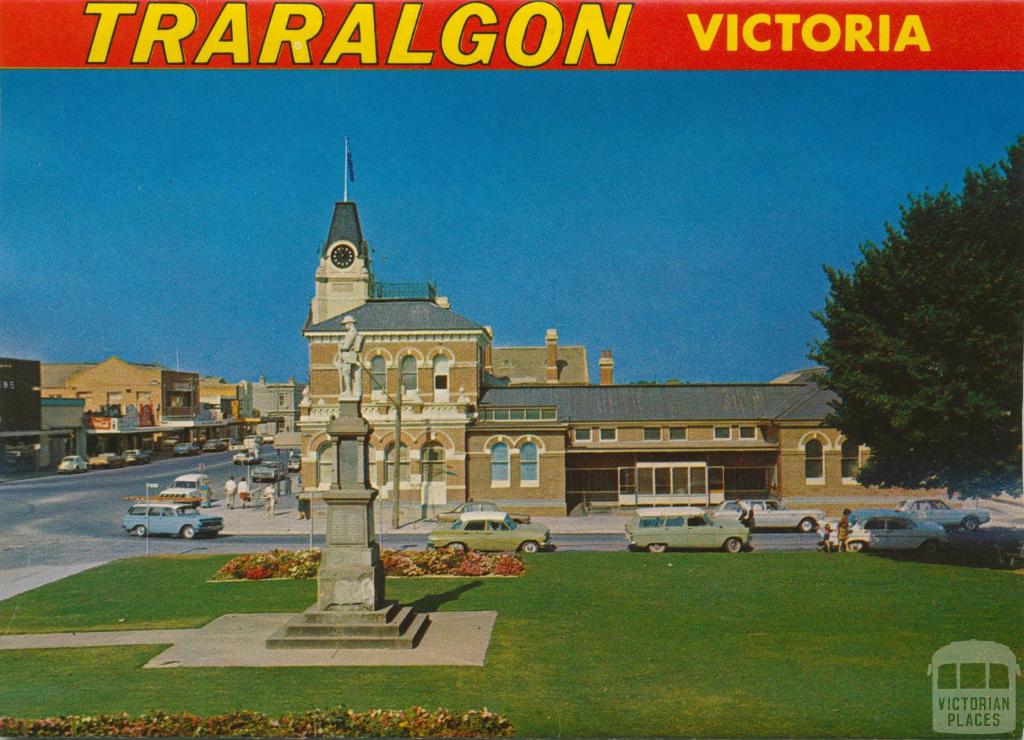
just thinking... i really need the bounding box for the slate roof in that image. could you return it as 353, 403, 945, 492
325, 202, 366, 255
305, 300, 484, 333
478, 383, 838, 423
492, 346, 590, 385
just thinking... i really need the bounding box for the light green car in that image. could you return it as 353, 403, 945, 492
625, 507, 750, 553
427, 512, 555, 554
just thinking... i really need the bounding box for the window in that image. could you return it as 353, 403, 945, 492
714, 426, 731, 440
664, 516, 685, 527
370, 356, 387, 391
520, 442, 538, 483
599, 428, 617, 441
687, 516, 707, 527
574, 428, 591, 442
638, 517, 663, 528
400, 356, 417, 393
739, 426, 756, 439
432, 355, 449, 391
422, 444, 445, 482
464, 520, 486, 531
841, 440, 859, 479
804, 439, 824, 481
643, 427, 661, 441
669, 427, 687, 440
383, 443, 410, 484
317, 443, 336, 487
490, 443, 509, 484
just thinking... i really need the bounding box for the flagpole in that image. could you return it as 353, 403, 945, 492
343, 137, 349, 202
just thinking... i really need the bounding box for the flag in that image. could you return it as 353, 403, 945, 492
346, 147, 355, 183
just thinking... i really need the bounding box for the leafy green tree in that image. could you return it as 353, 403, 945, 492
811, 137, 1023, 497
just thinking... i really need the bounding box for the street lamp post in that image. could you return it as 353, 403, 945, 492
144, 482, 159, 556
392, 398, 401, 530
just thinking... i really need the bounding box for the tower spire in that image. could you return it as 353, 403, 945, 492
343, 137, 355, 202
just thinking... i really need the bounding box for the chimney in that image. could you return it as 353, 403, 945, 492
545, 328, 559, 383
599, 349, 615, 386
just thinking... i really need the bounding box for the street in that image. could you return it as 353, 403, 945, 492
2, 449, 1022, 597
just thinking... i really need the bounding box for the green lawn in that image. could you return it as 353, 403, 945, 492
0, 552, 1021, 737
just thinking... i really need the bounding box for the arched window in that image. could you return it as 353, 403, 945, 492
400, 356, 418, 393
520, 442, 538, 483
432, 355, 449, 392
422, 443, 446, 482
841, 440, 860, 480
370, 356, 387, 392
804, 439, 824, 482
383, 443, 410, 484
316, 442, 335, 488
490, 442, 509, 484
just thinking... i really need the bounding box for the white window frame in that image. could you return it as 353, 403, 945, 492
574, 427, 592, 442
519, 442, 539, 487
668, 427, 687, 441
804, 439, 826, 485
599, 427, 617, 442
490, 442, 510, 488
738, 425, 757, 440
840, 441, 860, 485
642, 427, 662, 442
713, 426, 732, 440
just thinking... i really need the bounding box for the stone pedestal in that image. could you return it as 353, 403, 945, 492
267, 399, 427, 650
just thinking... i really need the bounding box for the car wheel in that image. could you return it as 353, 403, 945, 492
960, 516, 980, 532
918, 539, 940, 556
647, 543, 668, 554
520, 540, 541, 554
131, 525, 147, 537
847, 540, 866, 552
180, 525, 195, 539
447, 542, 467, 553
797, 517, 817, 534
723, 537, 743, 554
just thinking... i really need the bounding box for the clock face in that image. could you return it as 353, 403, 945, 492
330, 244, 355, 269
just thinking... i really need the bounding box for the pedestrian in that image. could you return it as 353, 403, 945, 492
837, 508, 852, 552
262, 484, 276, 516
201, 480, 212, 508
282, 474, 292, 497
818, 521, 834, 553
237, 478, 250, 508
224, 476, 237, 509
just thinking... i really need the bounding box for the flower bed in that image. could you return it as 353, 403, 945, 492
211, 548, 525, 581
0, 707, 513, 737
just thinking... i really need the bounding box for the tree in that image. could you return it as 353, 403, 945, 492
811, 137, 1023, 497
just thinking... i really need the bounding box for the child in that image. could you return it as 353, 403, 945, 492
818, 521, 834, 553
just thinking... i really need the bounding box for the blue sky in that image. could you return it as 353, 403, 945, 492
0, 72, 1021, 384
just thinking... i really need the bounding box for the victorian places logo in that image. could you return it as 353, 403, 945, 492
929, 641, 1020, 734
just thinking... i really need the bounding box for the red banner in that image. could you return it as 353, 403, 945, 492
1, 0, 1022, 70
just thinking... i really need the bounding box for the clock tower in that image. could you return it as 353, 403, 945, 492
310, 201, 373, 324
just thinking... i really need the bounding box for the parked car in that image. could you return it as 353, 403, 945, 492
158, 473, 211, 499
436, 501, 531, 524
845, 509, 948, 553
87, 452, 125, 469
625, 507, 750, 553
122, 502, 223, 539
428, 512, 554, 553
233, 449, 261, 465
173, 442, 200, 457
714, 498, 824, 533
57, 455, 89, 474
201, 439, 228, 452
287, 452, 302, 472
252, 462, 286, 482
896, 498, 991, 531
122, 449, 152, 465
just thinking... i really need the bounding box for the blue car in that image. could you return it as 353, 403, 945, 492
122, 503, 223, 539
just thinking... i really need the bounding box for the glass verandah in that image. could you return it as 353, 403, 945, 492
565, 464, 776, 511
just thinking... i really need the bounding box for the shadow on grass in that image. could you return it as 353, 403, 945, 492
408, 581, 482, 613
863, 543, 1024, 571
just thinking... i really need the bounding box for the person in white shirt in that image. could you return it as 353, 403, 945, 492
224, 476, 237, 509
262, 484, 276, 516
237, 478, 250, 508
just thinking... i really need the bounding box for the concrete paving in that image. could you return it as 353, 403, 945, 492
0, 562, 108, 601
0, 611, 497, 668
